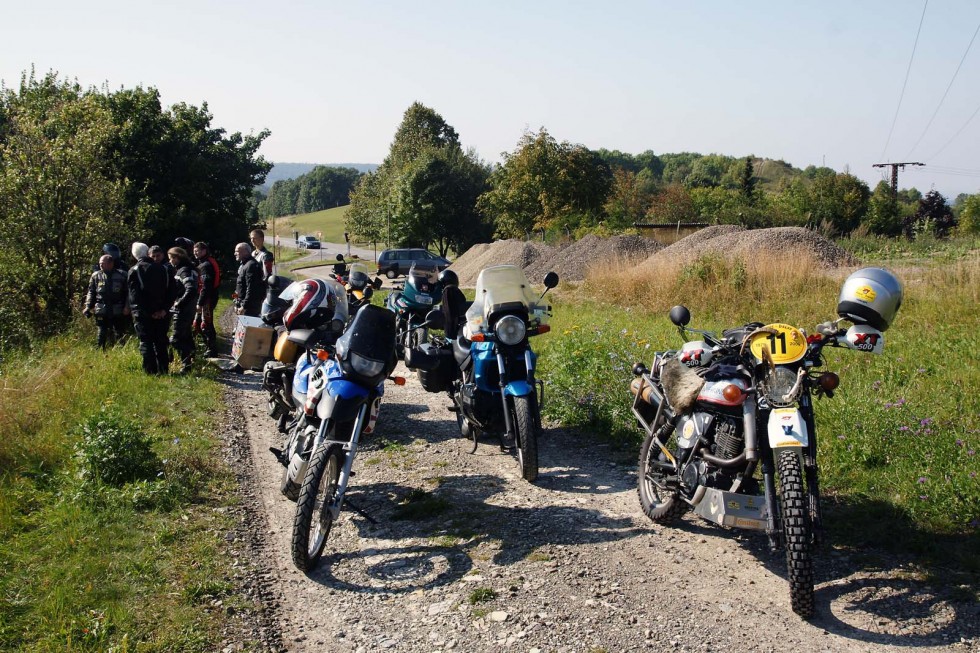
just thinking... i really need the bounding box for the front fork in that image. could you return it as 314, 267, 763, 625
800, 395, 823, 545
496, 349, 540, 445
311, 400, 369, 520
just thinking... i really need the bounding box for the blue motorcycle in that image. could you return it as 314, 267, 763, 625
279, 303, 409, 571
412, 265, 559, 482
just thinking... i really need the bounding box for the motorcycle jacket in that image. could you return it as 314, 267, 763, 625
196, 255, 221, 309
85, 268, 128, 317
172, 263, 199, 314
235, 257, 265, 316
252, 246, 275, 279
127, 256, 170, 318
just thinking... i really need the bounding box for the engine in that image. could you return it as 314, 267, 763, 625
712, 416, 743, 460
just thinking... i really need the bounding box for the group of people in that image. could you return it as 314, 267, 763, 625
83, 229, 276, 375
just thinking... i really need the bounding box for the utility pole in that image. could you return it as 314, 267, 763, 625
872, 162, 924, 195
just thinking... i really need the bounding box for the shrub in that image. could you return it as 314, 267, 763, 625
74, 409, 161, 487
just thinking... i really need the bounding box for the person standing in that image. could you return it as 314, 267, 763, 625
192, 241, 221, 357
83, 254, 129, 349
168, 247, 199, 374
127, 242, 170, 374
234, 242, 264, 317
249, 228, 275, 279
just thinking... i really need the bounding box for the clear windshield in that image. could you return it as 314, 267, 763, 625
408, 261, 439, 285
464, 265, 548, 336
348, 261, 370, 289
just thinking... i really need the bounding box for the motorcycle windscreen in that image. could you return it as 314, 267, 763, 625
335, 304, 397, 382
465, 265, 539, 336
348, 261, 370, 290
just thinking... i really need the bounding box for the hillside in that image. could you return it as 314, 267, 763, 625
260, 162, 379, 190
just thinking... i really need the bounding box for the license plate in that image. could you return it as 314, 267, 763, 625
416, 295, 433, 305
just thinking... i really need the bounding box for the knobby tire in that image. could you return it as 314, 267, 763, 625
637, 431, 687, 523
291, 442, 344, 572
777, 449, 815, 618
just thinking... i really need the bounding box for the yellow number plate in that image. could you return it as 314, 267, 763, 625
749, 323, 807, 364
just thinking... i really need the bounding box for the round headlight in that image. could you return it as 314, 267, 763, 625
495, 315, 526, 345
764, 366, 800, 406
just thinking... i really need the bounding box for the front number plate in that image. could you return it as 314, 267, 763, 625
767, 407, 808, 448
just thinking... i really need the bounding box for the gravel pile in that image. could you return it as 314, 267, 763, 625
449, 239, 557, 286
641, 225, 855, 269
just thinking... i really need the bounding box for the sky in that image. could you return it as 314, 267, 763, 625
3, 0, 979, 198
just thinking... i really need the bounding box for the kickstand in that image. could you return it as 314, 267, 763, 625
344, 497, 377, 524
469, 431, 478, 454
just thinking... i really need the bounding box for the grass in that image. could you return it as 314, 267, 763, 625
467, 588, 497, 604
0, 316, 242, 650
271, 205, 351, 245
391, 488, 451, 521
536, 246, 980, 577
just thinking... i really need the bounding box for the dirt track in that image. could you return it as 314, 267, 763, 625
218, 363, 978, 652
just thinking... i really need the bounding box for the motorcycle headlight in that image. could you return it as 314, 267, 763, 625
495, 315, 526, 345
350, 351, 384, 378
762, 366, 801, 407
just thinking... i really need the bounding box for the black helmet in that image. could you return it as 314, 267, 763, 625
102, 243, 121, 260
438, 269, 459, 288
174, 237, 195, 253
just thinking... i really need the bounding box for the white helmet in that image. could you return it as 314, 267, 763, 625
837, 267, 902, 332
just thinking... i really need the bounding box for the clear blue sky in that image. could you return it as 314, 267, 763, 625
3, 0, 979, 197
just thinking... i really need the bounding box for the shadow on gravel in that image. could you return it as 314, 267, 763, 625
648, 502, 979, 646
308, 544, 474, 595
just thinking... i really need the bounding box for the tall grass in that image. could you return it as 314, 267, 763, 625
0, 325, 241, 651
537, 250, 979, 572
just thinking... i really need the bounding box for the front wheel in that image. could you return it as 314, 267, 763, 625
637, 431, 687, 523
291, 442, 345, 572
512, 395, 539, 482
777, 449, 815, 618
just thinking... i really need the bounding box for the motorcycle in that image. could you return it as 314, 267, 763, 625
277, 303, 420, 571
261, 276, 348, 432
629, 267, 902, 618
385, 261, 445, 364
344, 261, 383, 321
410, 265, 559, 482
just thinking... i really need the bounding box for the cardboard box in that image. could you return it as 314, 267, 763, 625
232, 316, 274, 370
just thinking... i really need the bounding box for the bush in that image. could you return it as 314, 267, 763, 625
74, 409, 161, 487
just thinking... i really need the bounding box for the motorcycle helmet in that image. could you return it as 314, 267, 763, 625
437, 269, 458, 288
102, 243, 122, 261
837, 267, 902, 332
281, 279, 338, 330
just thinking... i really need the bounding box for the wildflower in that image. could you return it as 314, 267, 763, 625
919, 495, 928, 500
956, 439, 964, 447
968, 449, 976, 456
898, 426, 910, 432
970, 472, 977, 479
645, 344, 651, 349
172, 437, 180, 445
917, 477, 927, 484
917, 367, 927, 373
872, 380, 882, 389
837, 434, 846, 440
620, 328, 628, 336
920, 418, 933, 427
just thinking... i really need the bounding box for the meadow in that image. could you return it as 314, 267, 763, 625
271, 205, 351, 244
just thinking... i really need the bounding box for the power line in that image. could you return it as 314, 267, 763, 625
925, 99, 980, 160
872, 161, 925, 194
905, 19, 980, 158
880, 0, 929, 160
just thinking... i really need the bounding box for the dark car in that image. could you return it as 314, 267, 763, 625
297, 235, 321, 249
377, 248, 450, 279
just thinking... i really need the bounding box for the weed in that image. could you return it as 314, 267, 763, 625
392, 488, 451, 521
525, 548, 552, 562
467, 587, 497, 604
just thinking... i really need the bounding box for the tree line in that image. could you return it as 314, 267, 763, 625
0, 70, 271, 353
256, 165, 362, 219
347, 103, 978, 253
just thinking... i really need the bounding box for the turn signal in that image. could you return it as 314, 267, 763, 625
818, 372, 840, 391
535, 324, 551, 335
470, 332, 486, 342
316, 349, 329, 361
392, 376, 406, 386
722, 384, 743, 403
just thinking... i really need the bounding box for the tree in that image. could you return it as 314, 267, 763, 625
645, 184, 695, 223
603, 168, 652, 230
0, 84, 131, 335
477, 128, 613, 238
863, 181, 903, 236
956, 193, 980, 235
905, 189, 956, 239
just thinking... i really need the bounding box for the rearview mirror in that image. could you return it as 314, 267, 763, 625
372, 277, 383, 289
424, 308, 446, 331
669, 305, 691, 327
543, 272, 559, 289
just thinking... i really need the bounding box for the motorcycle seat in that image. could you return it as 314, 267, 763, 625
453, 335, 472, 371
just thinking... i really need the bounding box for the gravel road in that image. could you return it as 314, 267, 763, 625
218, 364, 978, 653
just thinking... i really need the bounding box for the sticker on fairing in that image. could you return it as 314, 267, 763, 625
844, 325, 884, 354
767, 407, 808, 448
749, 324, 807, 364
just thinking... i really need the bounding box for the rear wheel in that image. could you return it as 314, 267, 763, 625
777, 449, 815, 618
512, 395, 539, 482
386, 269, 397, 279
291, 442, 345, 571
637, 431, 687, 523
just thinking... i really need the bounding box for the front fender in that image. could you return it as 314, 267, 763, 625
504, 380, 534, 397
317, 379, 370, 421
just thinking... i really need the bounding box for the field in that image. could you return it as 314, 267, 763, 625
271, 205, 351, 244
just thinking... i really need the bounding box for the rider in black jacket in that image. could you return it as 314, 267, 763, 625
234, 242, 265, 317
192, 241, 220, 357
127, 242, 171, 374
168, 247, 199, 374
84, 254, 129, 348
